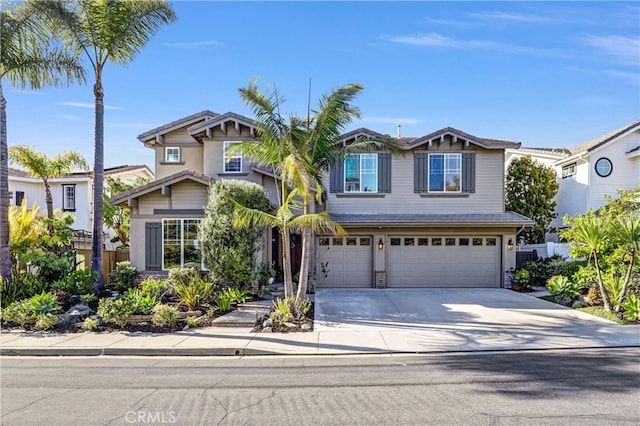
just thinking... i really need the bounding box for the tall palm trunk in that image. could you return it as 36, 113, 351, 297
90, 73, 105, 290
44, 180, 53, 219
280, 179, 293, 298
0, 81, 11, 280
593, 251, 611, 312
296, 199, 312, 301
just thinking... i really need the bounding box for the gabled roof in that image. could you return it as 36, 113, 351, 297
188, 111, 257, 139
109, 169, 212, 205
508, 147, 571, 158
137, 110, 218, 144
342, 127, 520, 150
569, 119, 640, 155
104, 164, 154, 178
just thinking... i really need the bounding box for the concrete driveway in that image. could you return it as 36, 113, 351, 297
314, 288, 640, 352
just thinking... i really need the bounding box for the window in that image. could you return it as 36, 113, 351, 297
62, 185, 75, 211
445, 238, 456, 246
432, 238, 442, 246
346, 238, 357, 246
319, 237, 329, 246
15, 191, 25, 206
404, 238, 414, 246
459, 238, 469, 246
345, 154, 378, 192
562, 163, 576, 178
418, 238, 429, 246
390, 238, 401, 246
223, 141, 242, 172
332, 237, 343, 246
472, 238, 483, 246
429, 153, 461, 192
360, 237, 371, 246
165, 147, 180, 163
162, 219, 202, 270
595, 157, 612, 177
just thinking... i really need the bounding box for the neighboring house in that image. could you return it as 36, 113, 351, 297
553, 119, 640, 232
112, 111, 533, 289
8, 164, 153, 249
504, 147, 570, 169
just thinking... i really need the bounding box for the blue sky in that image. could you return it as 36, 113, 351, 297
6, 1, 639, 169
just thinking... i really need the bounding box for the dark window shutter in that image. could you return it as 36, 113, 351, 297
462, 153, 476, 193
15, 191, 24, 206
414, 153, 428, 193
330, 161, 344, 193
378, 153, 392, 193
145, 222, 162, 271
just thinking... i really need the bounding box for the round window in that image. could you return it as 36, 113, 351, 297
595, 157, 612, 177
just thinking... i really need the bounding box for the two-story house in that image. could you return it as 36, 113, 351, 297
553, 119, 640, 232
112, 110, 533, 289
9, 164, 153, 249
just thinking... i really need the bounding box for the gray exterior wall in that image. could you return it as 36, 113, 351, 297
324, 146, 506, 215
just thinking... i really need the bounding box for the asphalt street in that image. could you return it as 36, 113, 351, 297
2, 348, 639, 425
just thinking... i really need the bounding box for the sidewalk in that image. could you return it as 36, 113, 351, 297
1, 289, 639, 356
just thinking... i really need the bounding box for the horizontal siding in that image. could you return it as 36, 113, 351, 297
325, 148, 505, 214
170, 181, 209, 209
202, 140, 262, 184
138, 190, 169, 215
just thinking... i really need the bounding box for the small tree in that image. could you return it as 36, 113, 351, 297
561, 187, 640, 312
505, 155, 559, 244
200, 180, 268, 287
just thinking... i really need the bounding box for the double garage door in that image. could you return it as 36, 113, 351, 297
316, 235, 501, 288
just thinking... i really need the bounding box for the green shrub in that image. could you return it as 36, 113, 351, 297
35, 313, 59, 330
30, 291, 60, 316
185, 316, 199, 328
97, 297, 136, 328
0, 274, 48, 307
269, 297, 312, 325
621, 295, 640, 321
82, 317, 100, 331
58, 269, 96, 295
173, 277, 213, 311
168, 267, 200, 288
524, 256, 586, 287
603, 273, 624, 308
216, 290, 234, 313
547, 275, 581, 301
0, 299, 34, 327
227, 287, 252, 304
124, 288, 159, 315
514, 269, 531, 289
139, 277, 172, 301
151, 304, 179, 328
110, 261, 139, 292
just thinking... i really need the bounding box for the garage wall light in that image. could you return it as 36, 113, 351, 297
378, 238, 384, 250
507, 238, 514, 250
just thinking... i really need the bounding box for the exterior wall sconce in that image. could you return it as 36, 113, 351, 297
378, 238, 384, 250
507, 238, 514, 250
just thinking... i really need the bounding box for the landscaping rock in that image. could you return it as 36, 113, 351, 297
262, 327, 272, 333
284, 322, 296, 328
262, 318, 273, 328
301, 323, 312, 331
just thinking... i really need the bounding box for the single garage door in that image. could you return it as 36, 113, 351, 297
387, 236, 501, 288
316, 236, 373, 288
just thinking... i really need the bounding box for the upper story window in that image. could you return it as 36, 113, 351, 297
562, 162, 576, 178
223, 141, 242, 173
429, 153, 461, 192
165, 147, 180, 163
62, 184, 76, 211
595, 157, 612, 177
15, 191, 25, 206
345, 154, 378, 193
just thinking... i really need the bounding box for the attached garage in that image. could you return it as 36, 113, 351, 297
386, 236, 501, 288
316, 236, 373, 288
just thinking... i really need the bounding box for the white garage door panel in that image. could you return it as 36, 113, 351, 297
387, 236, 501, 288
316, 236, 373, 288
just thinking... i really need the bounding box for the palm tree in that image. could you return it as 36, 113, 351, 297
238, 82, 401, 300
566, 214, 613, 311
37, 0, 176, 289
9, 145, 88, 219
0, 1, 85, 280
613, 215, 640, 312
